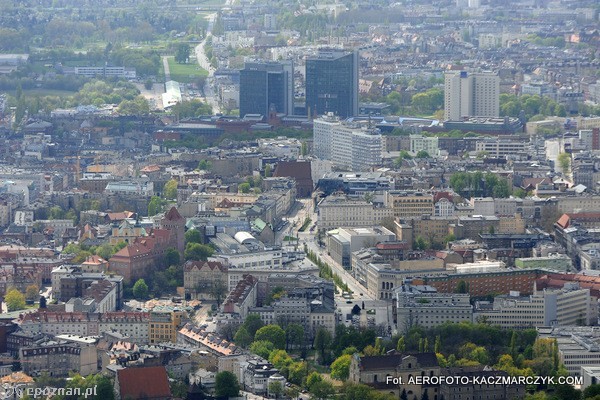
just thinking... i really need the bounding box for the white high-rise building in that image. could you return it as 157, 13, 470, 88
444, 70, 500, 121
313, 114, 382, 171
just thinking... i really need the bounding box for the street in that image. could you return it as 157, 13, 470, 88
194, 13, 221, 114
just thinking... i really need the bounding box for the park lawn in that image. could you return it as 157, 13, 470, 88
23, 89, 76, 97
196, 0, 227, 6
167, 56, 208, 83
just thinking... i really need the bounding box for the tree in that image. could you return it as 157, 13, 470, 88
144, 79, 153, 90
583, 384, 600, 399
132, 279, 149, 300
25, 285, 39, 302
557, 152, 571, 174
117, 96, 150, 115
185, 229, 202, 244
39, 296, 47, 308
513, 188, 528, 199
5, 288, 25, 312
351, 304, 361, 315
265, 164, 272, 178
288, 361, 308, 385
234, 326, 252, 348
269, 381, 284, 399
215, 371, 240, 398
309, 380, 335, 400
306, 371, 323, 390
164, 247, 181, 267
285, 323, 305, 351
455, 280, 468, 294
184, 242, 214, 261
269, 349, 293, 370
239, 182, 251, 193
394, 150, 412, 167
314, 327, 332, 364
414, 235, 429, 250
163, 179, 178, 200
330, 354, 352, 381
255, 325, 286, 349
93, 244, 111, 261
396, 336, 405, 352
198, 159, 212, 170
416, 150, 430, 159
210, 279, 228, 308
286, 386, 300, 400
250, 340, 275, 359
175, 43, 191, 63
147, 196, 162, 216
244, 314, 264, 338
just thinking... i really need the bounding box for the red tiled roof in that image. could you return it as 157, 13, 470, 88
433, 191, 453, 203
183, 260, 227, 272
112, 242, 153, 259
556, 214, 570, 229
117, 366, 171, 399
82, 255, 107, 265
164, 207, 184, 221
376, 242, 409, 250
107, 211, 134, 221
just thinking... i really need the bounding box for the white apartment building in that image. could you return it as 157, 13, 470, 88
410, 134, 439, 156
474, 284, 594, 329
557, 336, 600, 376
444, 70, 500, 121
475, 138, 527, 157
317, 195, 393, 230
395, 285, 473, 332
105, 180, 153, 196
313, 114, 382, 171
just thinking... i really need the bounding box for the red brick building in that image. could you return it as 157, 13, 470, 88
418, 269, 543, 296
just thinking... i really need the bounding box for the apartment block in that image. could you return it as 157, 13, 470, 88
474, 284, 595, 329
444, 70, 500, 121
395, 285, 473, 332
317, 195, 393, 231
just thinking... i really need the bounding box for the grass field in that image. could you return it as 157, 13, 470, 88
167, 56, 208, 83
23, 89, 76, 97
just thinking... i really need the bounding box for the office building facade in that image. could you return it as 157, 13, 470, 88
444, 70, 500, 121
306, 49, 358, 118
239, 60, 294, 118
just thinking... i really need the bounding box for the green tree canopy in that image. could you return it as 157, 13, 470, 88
234, 326, 252, 348
330, 354, 352, 381
5, 288, 25, 312
185, 229, 202, 244
147, 196, 162, 216
175, 43, 191, 63
255, 325, 286, 350
184, 242, 214, 261
163, 179, 178, 200
133, 279, 149, 300
314, 327, 332, 364
164, 247, 181, 266
309, 380, 335, 400
25, 285, 39, 302
250, 340, 275, 359
239, 182, 251, 193
244, 314, 264, 338
215, 371, 240, 398
170, 99, 212, 118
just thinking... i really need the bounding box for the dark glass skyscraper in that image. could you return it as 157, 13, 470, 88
239, 60, 293, 118
305, 49, 358, 118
